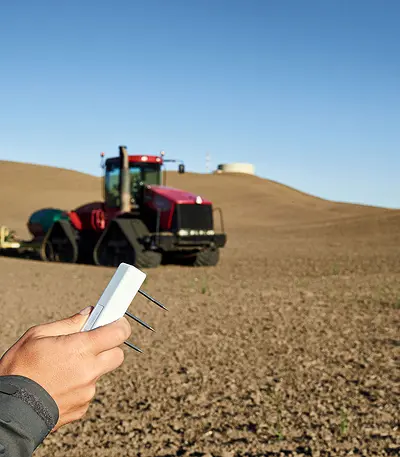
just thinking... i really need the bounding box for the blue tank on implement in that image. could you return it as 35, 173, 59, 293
27, 208, 69, 238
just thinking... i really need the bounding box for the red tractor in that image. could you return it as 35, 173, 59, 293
31, 146, 227, 268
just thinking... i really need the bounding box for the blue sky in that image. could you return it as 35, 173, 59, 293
0, 0, 399, 208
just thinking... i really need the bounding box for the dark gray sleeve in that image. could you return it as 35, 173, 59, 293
0, 375, 59, 456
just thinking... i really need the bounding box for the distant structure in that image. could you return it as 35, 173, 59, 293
215, 162, 255, 175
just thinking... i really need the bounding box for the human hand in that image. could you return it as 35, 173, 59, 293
0, 307, 131, 430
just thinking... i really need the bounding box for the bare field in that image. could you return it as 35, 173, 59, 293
0, 161, 399, 456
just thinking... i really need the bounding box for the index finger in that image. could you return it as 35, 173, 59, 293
78, 317, 132, 355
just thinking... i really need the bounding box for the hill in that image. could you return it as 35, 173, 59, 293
0, 160, 396, 238
0, 161, 102, 237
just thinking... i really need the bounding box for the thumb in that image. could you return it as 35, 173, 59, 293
38, 306, 93, 337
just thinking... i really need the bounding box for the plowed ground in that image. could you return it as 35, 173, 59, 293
0, 161, 399, 456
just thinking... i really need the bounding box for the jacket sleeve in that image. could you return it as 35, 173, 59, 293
0, 375, 59, 457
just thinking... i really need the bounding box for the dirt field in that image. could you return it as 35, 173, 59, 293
0, 160, 399, 456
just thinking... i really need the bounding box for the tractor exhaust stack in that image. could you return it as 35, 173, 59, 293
119, 145, 131, 213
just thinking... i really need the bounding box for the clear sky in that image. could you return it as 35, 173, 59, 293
0, 0, 399, 208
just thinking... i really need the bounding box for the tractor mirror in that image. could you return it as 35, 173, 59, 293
178, 164, 185, 174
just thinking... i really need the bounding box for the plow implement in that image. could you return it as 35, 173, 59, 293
0, 225, 43, 259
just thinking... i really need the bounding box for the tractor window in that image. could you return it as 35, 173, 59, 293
141, 164, 161, 186
105, 164, 120, 208
104, 161, 162, 208
129, 166, 142, 200
129, 163, 161, 188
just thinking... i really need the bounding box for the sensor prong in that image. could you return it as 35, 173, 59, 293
124, 341, 143, 353
125, 311, 155, 332
139, 289, 168, 311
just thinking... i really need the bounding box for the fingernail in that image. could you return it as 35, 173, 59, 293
79, 306, 93, 315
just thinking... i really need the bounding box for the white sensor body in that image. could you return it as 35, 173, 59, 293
81, 263, 146, 331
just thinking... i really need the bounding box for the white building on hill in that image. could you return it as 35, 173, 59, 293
215, 163, 255, 175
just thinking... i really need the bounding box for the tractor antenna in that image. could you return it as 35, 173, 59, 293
206, 151, 210, 173
160, 150, 166, 186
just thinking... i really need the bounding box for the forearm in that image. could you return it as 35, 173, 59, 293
0, 376, 59, 456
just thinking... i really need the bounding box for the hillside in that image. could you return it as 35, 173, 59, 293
0, 160, 394, 239
0, 161, 102, 237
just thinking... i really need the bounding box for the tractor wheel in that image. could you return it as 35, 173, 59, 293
93, 218, 162, 269
93, 237, 135, 267
40, 220, 78, 263
192, 247, 220, 267
95, 239, 162, 268
135, 250, 162, 269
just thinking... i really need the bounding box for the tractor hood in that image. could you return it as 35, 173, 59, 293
144, 185, 213, 231
148, 185, 212, 205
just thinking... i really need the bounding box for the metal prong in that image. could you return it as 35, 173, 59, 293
139, 289, 168, 311
125, 311, 155, 332
124, 341, 143, 353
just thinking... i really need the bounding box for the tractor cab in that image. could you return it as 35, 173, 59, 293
103, 148, 185, 210
104, 155, 163, 208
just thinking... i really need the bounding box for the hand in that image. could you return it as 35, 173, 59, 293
0, 307, 132, 430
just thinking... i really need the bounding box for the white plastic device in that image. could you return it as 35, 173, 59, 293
81, 262, 146, 331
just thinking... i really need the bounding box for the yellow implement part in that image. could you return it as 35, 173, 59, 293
0, 226, 21, 249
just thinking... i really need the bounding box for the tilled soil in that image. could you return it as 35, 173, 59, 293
0, 163, 399, 456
